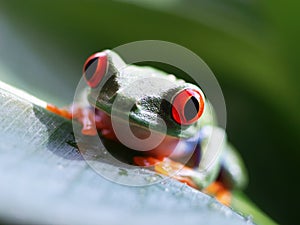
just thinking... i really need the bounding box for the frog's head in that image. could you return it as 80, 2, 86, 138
82, 50, 212, 141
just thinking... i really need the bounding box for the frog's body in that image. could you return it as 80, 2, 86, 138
47, 50, 248, 205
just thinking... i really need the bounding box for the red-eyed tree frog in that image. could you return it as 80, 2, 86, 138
47, 50, 248, 206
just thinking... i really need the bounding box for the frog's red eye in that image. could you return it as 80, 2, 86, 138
83, 52, 108, 88
171, 89, 205, 125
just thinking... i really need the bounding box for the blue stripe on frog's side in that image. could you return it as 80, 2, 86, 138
176, 131, 202, 168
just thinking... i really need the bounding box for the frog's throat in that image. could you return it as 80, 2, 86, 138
94, 108, 200, 159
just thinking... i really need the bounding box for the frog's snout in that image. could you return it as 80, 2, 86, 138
83, 51, 108, 88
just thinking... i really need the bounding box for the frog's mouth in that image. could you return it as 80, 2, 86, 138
89, 97, 203, 140
94, 108, 199, 160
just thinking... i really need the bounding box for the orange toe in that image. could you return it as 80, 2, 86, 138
133, 156, 161, 167
46, 103, 72, 120
204, 181, 231, 206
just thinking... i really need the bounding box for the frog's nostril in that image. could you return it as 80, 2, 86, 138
83, 52, 108, 88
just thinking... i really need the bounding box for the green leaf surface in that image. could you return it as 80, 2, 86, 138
232, 192, 278, 225
0, 82, 277, 225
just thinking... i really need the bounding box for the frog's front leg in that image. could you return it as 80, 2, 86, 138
134, 155, 231, 205
134, 155, 232, 205
46, 103, 73, 120
203, 181, 231, 205
133, 156, 199, 189
46, 103, 97, 135
46, 102, 116, 139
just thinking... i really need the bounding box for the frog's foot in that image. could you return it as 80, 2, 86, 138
133, 156, 199, 189
46, 103, 98, 136
134, 156, 232, 206
46, 103, 117, 138
203, 181, 231, 206
74, 106, 98, 136
94, 109, 117, 140
71, 106, 117, 138
46, 103, 73, 120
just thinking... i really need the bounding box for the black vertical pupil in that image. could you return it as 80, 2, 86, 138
184, 96, 199, 121
85, 57, 98, 80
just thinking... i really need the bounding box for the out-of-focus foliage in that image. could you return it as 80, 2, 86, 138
0, 0, 299, 225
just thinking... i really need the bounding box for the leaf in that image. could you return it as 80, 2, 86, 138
232, 192, 278, 225
0, 81, 277, 225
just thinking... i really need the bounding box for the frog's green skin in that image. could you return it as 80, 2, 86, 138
86, 50, 248, 190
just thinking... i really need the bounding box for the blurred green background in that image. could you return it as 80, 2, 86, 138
0, 0, 299, 224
